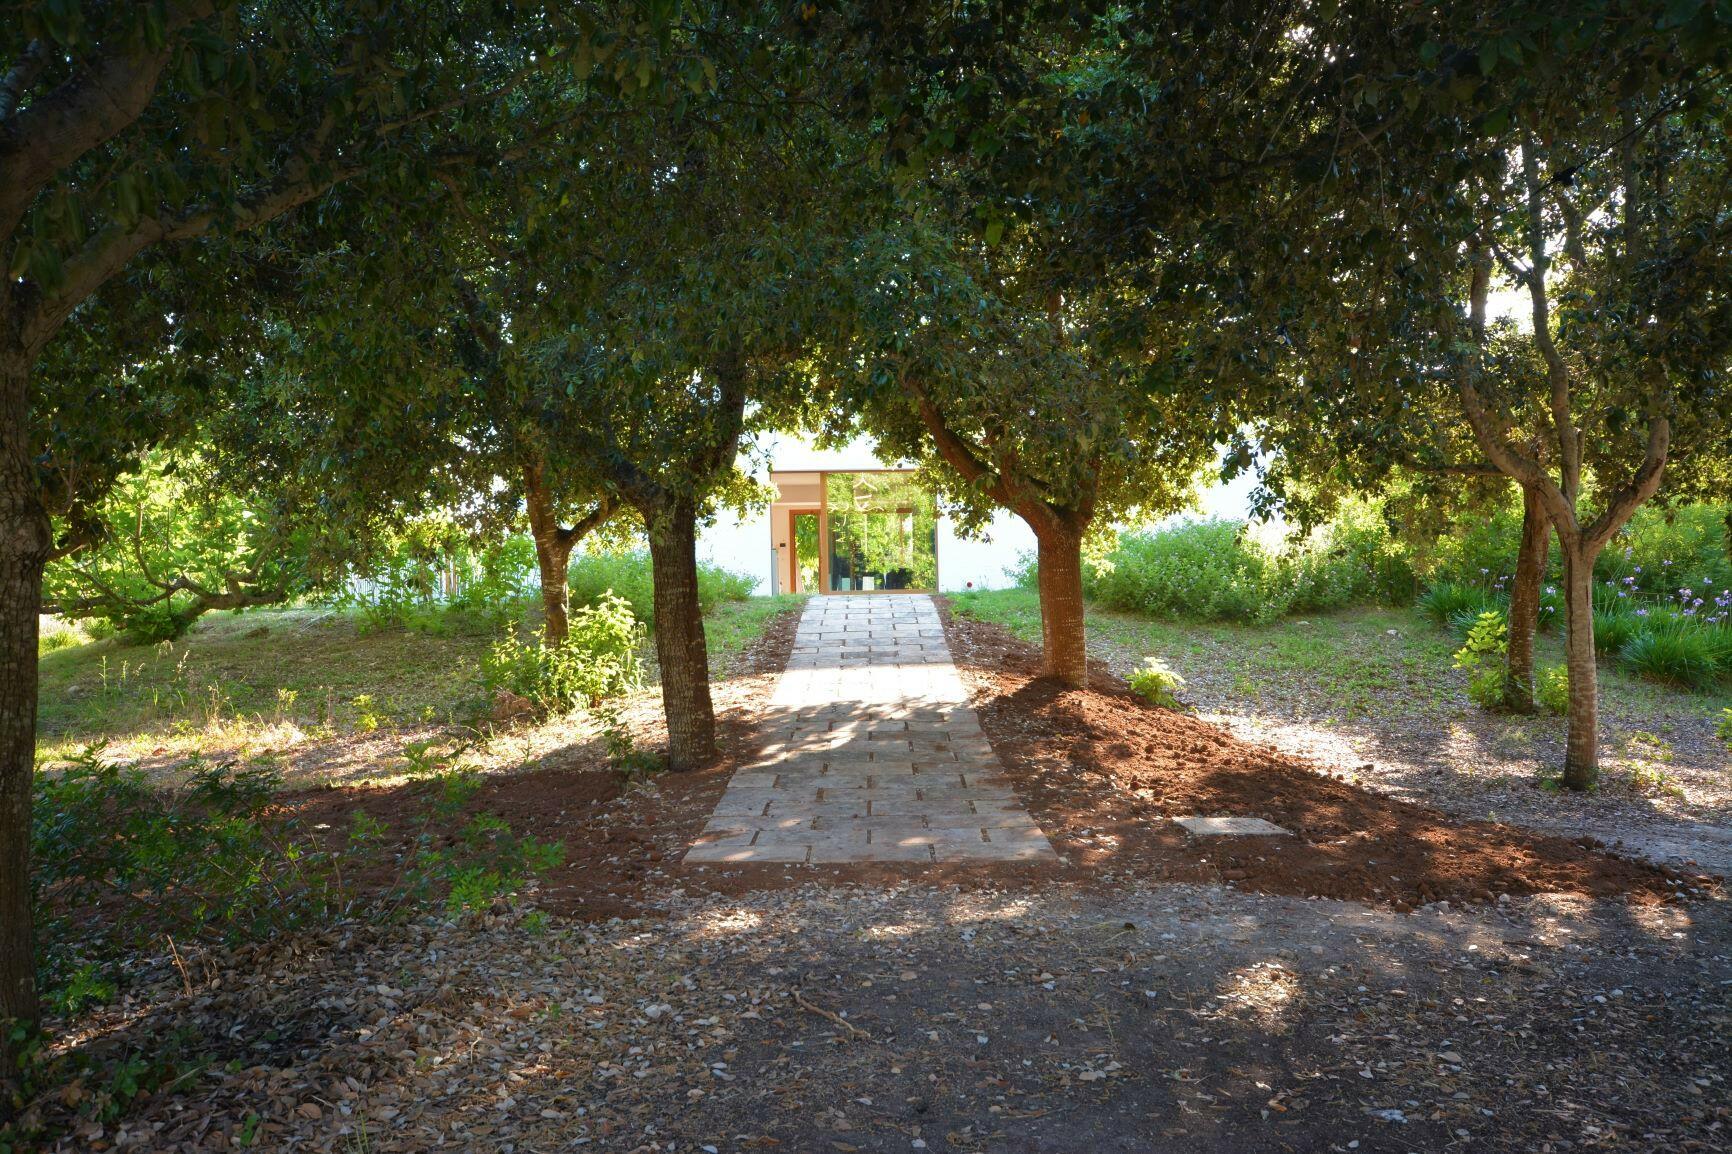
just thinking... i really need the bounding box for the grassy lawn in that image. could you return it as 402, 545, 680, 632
37, 594, 805, 769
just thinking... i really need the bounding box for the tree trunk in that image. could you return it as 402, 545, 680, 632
1502, 484, 1550, 713
0, 356, 49, 1091
645, 501, 716, 771
1559, 540, 1600, 790
522, 464, 573, 646
1034, 527, 1088, 687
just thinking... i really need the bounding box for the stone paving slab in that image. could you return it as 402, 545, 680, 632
685, 595, 1056, 865
1174, 816, 1293, 837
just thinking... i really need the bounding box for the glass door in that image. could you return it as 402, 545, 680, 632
791, 511, 822, 593
824, 472, 937, 593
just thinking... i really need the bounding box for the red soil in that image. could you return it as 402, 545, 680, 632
943, 604, 1702, 910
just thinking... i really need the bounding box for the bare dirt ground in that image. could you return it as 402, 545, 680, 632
1065, 605, 1732, 877
25, 599, 1732, 1153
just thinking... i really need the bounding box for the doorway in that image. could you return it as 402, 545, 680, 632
823, 472, 937, 593
790, 509, 822, 593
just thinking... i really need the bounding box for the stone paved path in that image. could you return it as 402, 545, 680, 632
685, 595, 1056, 864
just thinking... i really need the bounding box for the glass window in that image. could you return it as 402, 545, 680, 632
824, 473, 937, 592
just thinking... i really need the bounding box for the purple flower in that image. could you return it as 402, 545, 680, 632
1635, 608, 1649, 617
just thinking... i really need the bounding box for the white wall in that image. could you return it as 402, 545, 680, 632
698, 505, 775, 593
937, 511, 1036, 591
697, 432, 1035, 595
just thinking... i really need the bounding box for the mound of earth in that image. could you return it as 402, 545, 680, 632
941, 604, 1707, 911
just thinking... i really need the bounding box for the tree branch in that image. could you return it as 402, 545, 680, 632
0, 1, 215, 232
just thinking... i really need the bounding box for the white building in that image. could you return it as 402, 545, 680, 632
698, 433, 1037, 596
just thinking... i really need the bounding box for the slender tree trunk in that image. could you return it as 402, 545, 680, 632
522, 464, 573, 645
1559, 540, 1600, 790
1502, 484, 1551, 712
1034, 526, 1088, 687
0, 356, 49, 1092
645, 501, 716, 771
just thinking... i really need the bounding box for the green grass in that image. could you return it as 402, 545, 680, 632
38, 595, 805, 766
703, 594, 806, 675
946, 587, 1731, 724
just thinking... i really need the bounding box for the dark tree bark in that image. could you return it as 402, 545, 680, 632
644, 500, 716, 771
584, 356, 745, 770
523, 461, 575, 645
905, 380, 1098, 688
0, 356, 50, 1087
1558, 542, 1600, 790
1034, 525, 1088, 687
1502, 484, 1551, 713
520, 458, 613, 647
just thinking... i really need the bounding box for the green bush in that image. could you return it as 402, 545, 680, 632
567, 549, 755, 625
1619, 622, 1723, 689
1127, 658, 1186, 708
32, 749, 346, 1003
482, 592, 644, 711
1716, 708, 1732, 747
1536, 665, 1570, 715
1090, 520, 1275, 620
1417, 580, 1501, 626
1594, 503, 1732, 597
344, 526, 535, 635
1592, 608, 1644, 656
1452, 609, 1510, 710
1421, 502, 1536, 588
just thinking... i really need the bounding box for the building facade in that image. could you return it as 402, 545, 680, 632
697, 434, 1036, 596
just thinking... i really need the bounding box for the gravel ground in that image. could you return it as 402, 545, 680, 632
38, 882, 1731, 1153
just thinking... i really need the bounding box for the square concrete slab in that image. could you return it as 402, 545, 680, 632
1174, 816, 1292, 837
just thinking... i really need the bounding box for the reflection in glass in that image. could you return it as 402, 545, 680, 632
825, 473, 938, 592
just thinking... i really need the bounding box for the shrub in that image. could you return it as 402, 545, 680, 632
1619, 622, 1723, 690
1417, 580, 1500, 626
31, 748, 347, 1002
1421, 502, 1533, 588
1127, 658, 1186, 709
1452, 610, 1510, 710
1536, 665, 1570, 715
1592, 608, 1644, 656
1090, 520, 1280, 621
344, 527, 535, 635
1716, 708, 1732, 747
482, 592, 644, 711
1594, 503, 1732, 597
567, 549, 755, 625
38, 619, 90, 655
